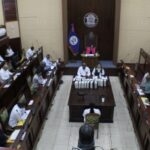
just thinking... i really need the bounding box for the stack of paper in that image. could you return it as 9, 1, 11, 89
130, 74, 134, 78
16, 110, 31, 127
137, 89, 145, 95
141, 97, 150, 106
3, 84, 10, 88
7, 129, 20, 143
16, 120, 25, 127
28, 100, 34, 106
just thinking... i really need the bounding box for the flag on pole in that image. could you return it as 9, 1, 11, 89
68, 24, 80, 55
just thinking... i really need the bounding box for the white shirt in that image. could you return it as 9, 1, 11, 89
0, 55, 4, 63
8, 104, 26, 128
0, 68, 13, 83
92, 68, 105, 77
141, 72, 149, 86
77, 66, 91, 77
83, 108, 101, 122
32, 74, 44, 88
6, 48, 14, 57
26, 48, 34, 59
42, 57, 54, 69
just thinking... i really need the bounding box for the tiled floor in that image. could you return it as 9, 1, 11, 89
35, 76, 140, 150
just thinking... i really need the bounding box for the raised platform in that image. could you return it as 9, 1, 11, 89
64, 60, 119, 76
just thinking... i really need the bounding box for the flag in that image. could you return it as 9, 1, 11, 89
68, 24, 80, 55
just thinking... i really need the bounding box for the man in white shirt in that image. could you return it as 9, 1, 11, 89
31, 69, 44, 93
77, 62, 91, 77
42, 54, 55, 71
8, 100, 27, 128
0, 64, 13, 83
82, 103, 101, 122
26, 46, 35, 60
5, 46, 15, 57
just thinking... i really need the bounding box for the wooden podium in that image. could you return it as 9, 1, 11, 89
81, 53, 100, 67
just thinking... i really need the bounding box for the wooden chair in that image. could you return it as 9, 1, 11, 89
85, 113, 100, 139
0, 107, 13, 135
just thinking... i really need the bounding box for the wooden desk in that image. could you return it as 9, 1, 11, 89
120, 63, 150, 150
0, 48, 43, 109
7, 68, 61, 150
81, 53, 100, 67
68, 79, 115, 123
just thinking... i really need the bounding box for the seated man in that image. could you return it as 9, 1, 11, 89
0, 64, 13, 84
82, 103, 101, 122
92, 63, 105, 78
77, 62, 91, 78
31, 68, 45, 93
8, 99, 27, 128
78, 123, 94, 150
141, 72, 149, 86
26, 46, 35, 60
5, 45, 15, 58
140, 74, 150, 99
42, 54, 55, 71
0, 123, 7, 147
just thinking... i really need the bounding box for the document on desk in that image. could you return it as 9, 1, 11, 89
21, 132, 26, 140
47, 79, 53, 87
141, 97, 150, 106
7, 129, 20, 143
17, 110, 31, 126
137, 89, 145, 95
28, 100, 34, 106
33, 54, 37, 58
3, 84, 10, 88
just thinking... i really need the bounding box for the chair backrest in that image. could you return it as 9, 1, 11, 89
84, 32, 97, 49
27, 75, 32, 87
85, 113, 100, 128
0, 107, 9, 126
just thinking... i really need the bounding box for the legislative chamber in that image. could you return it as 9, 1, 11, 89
1, 0, 150, 150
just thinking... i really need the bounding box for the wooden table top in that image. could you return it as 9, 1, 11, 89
68, 78, 116, 107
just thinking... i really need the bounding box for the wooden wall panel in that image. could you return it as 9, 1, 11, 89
2, 0, 22, 55
2, 0, 17, 21
68, 0, 115, 60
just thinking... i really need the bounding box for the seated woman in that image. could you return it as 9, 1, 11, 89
92, 63, 105, 78
86, 45, 96, 54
